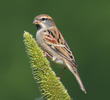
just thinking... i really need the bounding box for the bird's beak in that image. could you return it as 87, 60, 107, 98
33, 20, 40, 25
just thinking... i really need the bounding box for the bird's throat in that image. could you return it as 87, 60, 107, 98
36, 24, 42, 31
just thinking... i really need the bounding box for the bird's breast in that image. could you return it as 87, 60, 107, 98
36, 29, 65, 66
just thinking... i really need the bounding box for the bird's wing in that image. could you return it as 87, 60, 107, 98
43, 27, 87, 93
43, 27, 77, 67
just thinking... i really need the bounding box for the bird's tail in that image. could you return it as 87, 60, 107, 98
64, 60, 87, 94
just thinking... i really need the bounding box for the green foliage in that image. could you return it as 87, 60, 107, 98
23, 31, 71, 100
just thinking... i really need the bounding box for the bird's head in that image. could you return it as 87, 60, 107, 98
33, 14, 55, 30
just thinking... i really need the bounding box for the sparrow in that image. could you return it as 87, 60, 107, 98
33, 14, 86, 94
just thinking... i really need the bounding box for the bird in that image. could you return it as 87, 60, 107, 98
33, 14, 86, 94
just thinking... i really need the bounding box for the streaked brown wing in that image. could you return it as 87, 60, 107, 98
44, 27, 77, 67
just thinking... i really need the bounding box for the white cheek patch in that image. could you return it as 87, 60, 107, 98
40, 23, 46, 28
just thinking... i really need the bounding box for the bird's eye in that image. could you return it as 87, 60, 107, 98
41, 18, 47, 21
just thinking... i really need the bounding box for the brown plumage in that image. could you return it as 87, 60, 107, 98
33, 14, 87, 94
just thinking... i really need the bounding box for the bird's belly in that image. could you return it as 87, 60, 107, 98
37, 40, 64, 64
36, 31, 64, 65
53, 57, 64, 65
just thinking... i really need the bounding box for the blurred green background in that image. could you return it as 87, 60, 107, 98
0, 0, 110, 100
